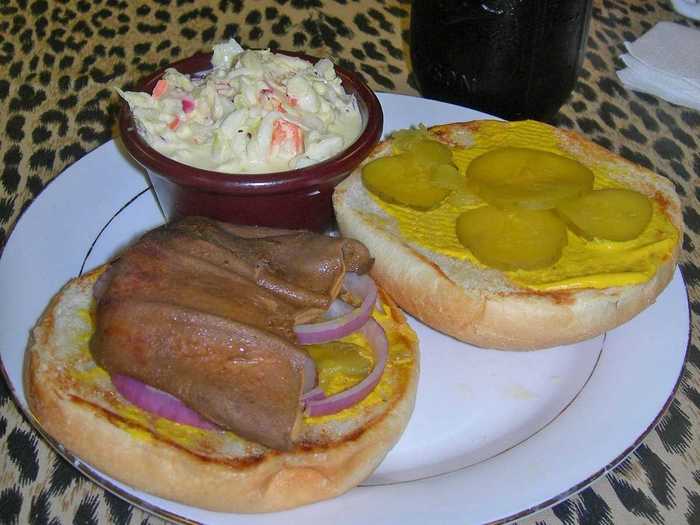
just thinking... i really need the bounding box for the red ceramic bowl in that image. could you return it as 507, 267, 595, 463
118, 51, 383, 232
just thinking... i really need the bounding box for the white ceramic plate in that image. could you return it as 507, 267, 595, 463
0, 93, 689, 525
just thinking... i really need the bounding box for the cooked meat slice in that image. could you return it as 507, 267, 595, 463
90, 217, 373, 450
91, 300, 306, 450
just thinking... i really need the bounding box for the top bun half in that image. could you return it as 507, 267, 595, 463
333, 120, 682, 350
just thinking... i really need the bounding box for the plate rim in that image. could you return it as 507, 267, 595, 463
0, 92, 691, 525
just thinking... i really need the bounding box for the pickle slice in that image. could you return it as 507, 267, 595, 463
306, 341, 371, 392
306, 341, 371, 378
362, 154, 451, 210
556, 188, 653, 242
391, 126, 432, 152
466, 147, 594, 210
409, 140, 454, 167
429, 163, 463, 191
456, 206, 568, 271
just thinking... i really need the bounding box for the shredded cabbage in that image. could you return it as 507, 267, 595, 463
119, 39, 363, 173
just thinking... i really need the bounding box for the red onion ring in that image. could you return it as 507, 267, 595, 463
111, 374, 218, 430
304, 316, 388, 417
294, 273, 377, 345
301, 386, 326, 402
301, 354, 317, 394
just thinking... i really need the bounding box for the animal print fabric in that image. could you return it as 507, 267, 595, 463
1, 0, 699, 524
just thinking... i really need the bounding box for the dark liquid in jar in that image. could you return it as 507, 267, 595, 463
410, 0, 593, 121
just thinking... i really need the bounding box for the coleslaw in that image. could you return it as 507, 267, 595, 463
118, 39, 363, 173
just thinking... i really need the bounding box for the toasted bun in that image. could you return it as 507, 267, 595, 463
25, 266, 418, 513
333, 120, 682, 350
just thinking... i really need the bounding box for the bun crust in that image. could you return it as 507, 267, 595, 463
25, 267, 419, 513
333, 121, 682, 350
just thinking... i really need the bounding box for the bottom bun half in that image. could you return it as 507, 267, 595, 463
25, 267, 419, 513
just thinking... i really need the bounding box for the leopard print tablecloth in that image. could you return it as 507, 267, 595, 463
1, 1, 698, 524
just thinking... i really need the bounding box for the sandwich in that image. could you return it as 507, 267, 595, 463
333, 120, 682, 350
25, 217, 419, 512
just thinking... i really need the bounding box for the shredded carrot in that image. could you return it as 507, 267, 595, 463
168, 116, 180, 130
152, 79, 168, 99
271, 119, 303, 154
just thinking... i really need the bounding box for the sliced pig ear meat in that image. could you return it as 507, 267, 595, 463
341, 238, 373, 275
89, 217, 373, 450
91, 300, 307, 450
92, 264, 114, 301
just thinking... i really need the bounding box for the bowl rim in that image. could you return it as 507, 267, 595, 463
118, 50, 383, 195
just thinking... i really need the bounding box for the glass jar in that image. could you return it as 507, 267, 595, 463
410, 0, 593, 121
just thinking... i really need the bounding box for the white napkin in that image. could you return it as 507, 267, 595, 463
617, 22, 700, 111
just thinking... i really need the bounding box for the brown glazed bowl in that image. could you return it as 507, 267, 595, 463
118, 51, 383, 232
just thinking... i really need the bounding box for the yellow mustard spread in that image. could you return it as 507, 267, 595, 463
367, 120, 679, 291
